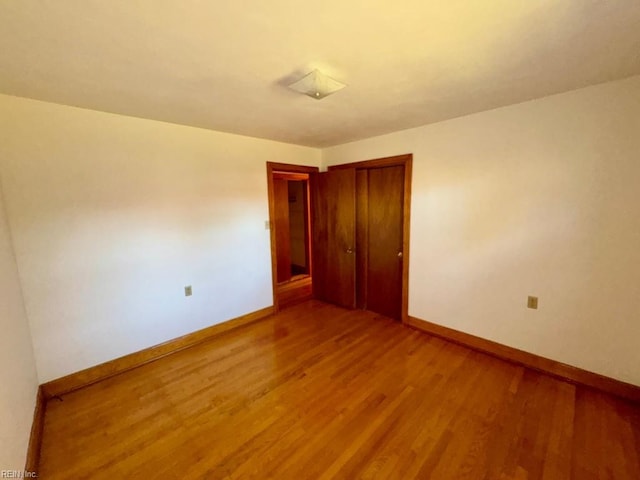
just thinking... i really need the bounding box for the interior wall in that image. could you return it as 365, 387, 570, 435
0, 94, 320, 383
323, 75, 640, 386
0, 177, 38, 470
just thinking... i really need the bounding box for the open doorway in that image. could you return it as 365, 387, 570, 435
273, 173, 310, 282
267, 162, 318, 310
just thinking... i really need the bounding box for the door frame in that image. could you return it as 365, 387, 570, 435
328, 154, 412, 323
266, 162, 319, 312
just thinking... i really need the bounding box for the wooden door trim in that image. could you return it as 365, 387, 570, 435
327, 153, 413, 171
407, 315, 640, 403
273, 172, 309, 181
328, 154, 412, 323
42, 305, 275, 398
267, 162, 319, 312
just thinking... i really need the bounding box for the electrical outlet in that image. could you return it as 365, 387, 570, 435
527, 296, 538, 309
185, 285, 193, 297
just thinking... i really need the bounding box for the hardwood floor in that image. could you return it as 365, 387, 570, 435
39, 300, 640, 479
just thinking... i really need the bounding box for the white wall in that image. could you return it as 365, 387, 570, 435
0, 178, 38, 470
323, 75, 640, 386
2, 75, 639, 390
0, 94, 320, 383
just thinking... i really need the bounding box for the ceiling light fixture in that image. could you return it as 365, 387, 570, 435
287, 69, 346, 100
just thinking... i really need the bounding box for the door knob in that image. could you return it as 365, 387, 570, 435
346, 248, 355, 254
397, 251, 403, 258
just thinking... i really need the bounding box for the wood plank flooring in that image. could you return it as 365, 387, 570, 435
39, 300, 640, 479
276, 275, 312, 309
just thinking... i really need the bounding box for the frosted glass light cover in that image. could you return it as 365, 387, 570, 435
287, 70, 346, 99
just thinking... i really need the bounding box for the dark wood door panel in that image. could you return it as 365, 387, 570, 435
355, 169, 369, 310
366, 165, 404, 319
311, 172, 328, 301
312, 169, 356, 308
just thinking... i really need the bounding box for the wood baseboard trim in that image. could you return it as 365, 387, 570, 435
42, 306, 275, 398
25, 385, 46, 474
407, 316, 640, 403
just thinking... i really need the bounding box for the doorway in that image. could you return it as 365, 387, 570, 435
267, 162, 319, 311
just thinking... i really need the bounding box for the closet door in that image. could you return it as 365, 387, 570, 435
362, 165, 405, 320
312, 169, 356, 308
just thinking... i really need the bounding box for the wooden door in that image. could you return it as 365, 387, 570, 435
273, 178, 292, 283
312, 169, 356, 308
360, 166, 404, 319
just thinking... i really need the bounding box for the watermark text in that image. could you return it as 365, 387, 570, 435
1, 471, 37, 478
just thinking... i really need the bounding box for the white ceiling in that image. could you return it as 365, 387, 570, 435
1, 1, 639, 147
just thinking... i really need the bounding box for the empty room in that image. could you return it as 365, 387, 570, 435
2, 1, 640, 479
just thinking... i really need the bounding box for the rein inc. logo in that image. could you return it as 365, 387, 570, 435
1, 472, 37, 478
